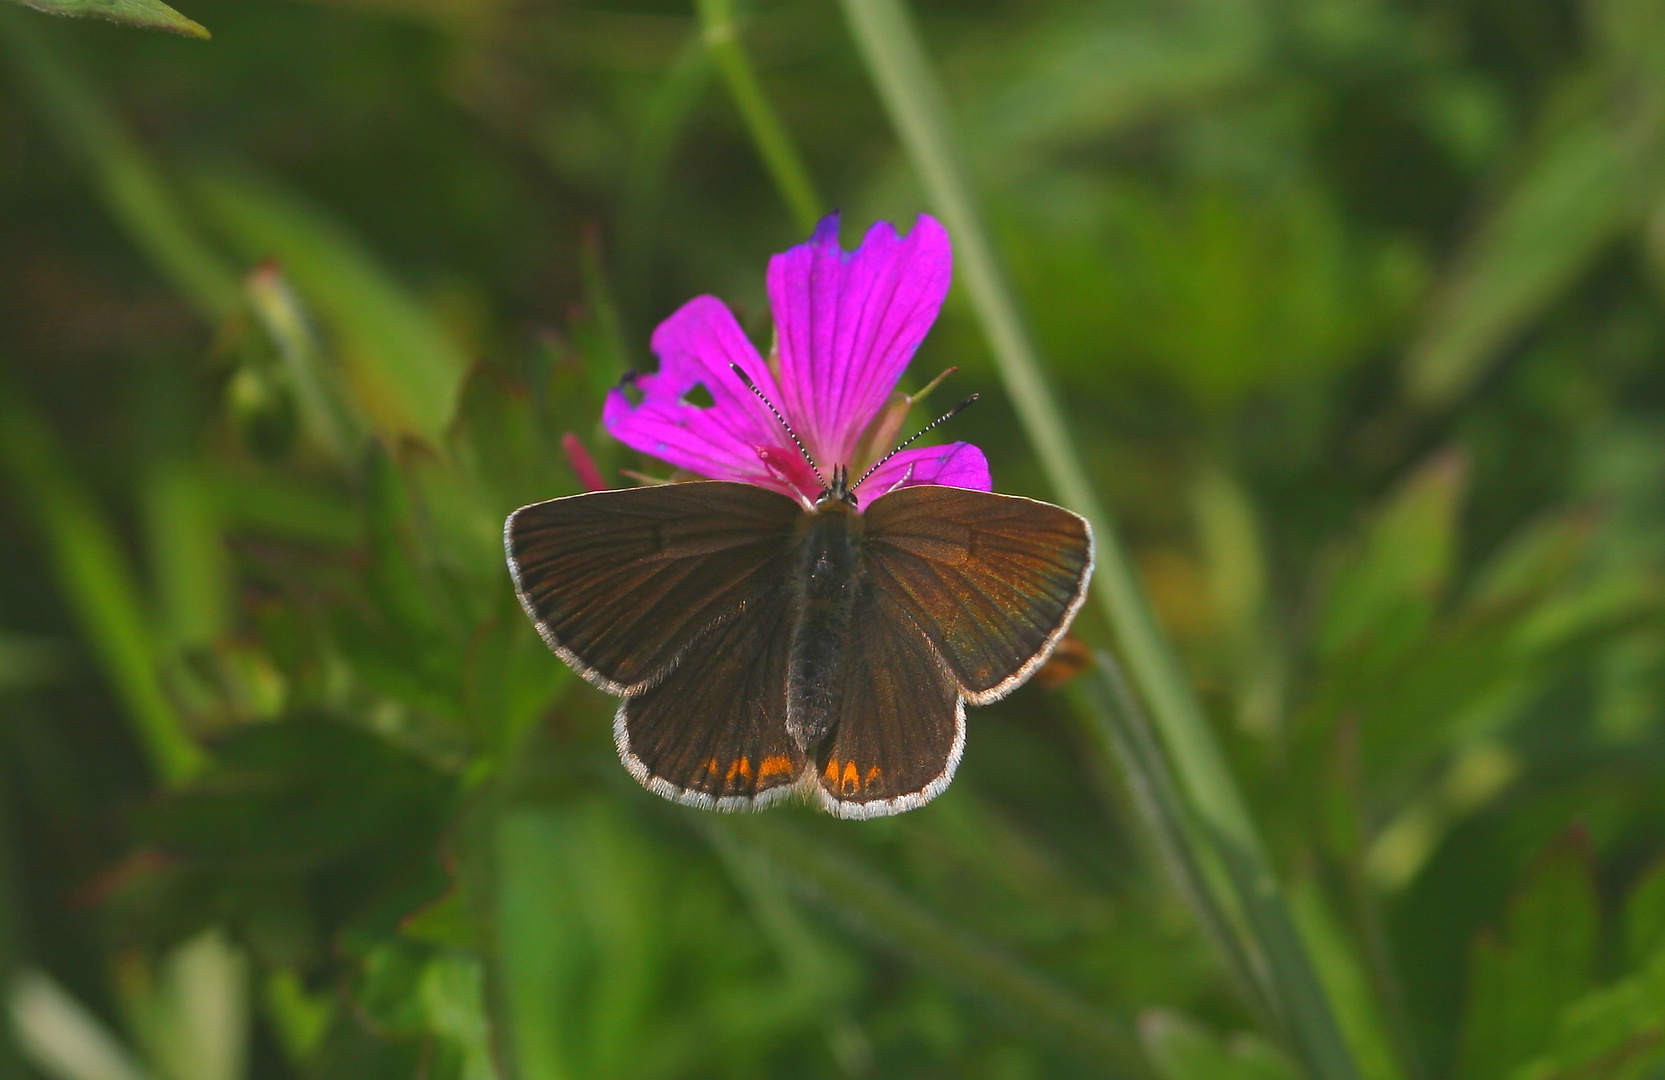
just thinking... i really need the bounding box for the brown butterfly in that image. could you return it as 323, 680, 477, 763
505, 378, 1093, 818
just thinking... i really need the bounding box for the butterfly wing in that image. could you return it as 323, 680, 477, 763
810, 579, 964, 818
615, 584, 805, 809
505, 481, 801, 693
506, 481, 807, 808
809, 486, 1091, 818
861, 485, 1094, 703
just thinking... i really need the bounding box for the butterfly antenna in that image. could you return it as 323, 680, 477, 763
729, 363, 826, 490
851, 394, 979, 492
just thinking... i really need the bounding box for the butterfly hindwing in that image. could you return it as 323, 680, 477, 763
505, 482, 801, 693
861, 485, 1093, 703
616, 576, 805, 808
812, 577, 963, 818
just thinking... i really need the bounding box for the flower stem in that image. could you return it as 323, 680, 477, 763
694, 0, 823, 235
834, 0, 1361, 1076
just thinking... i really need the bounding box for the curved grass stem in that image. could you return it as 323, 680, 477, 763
695, 0, 822, 235
832, 1, 1362, 1077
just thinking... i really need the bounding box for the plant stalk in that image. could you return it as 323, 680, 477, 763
834, 1, 1361, 1076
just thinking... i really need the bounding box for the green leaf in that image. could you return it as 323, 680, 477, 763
0, 378, 207, 786
488, 799, 660, 1080
135, 715, 456, 958
419, 954, 500, 1080
1140, 1010, 1300, 1080
192, 169, 468, 448
1319, 451, 1469, 662
142, 462, 230, 652
1624, 857, 1665, 970
5, 0, 208, 38
1511, 945, 1665, 1080
115, 928, 249, 1080
1455, 834, 1600, 1080
1404, 77, 1665, 407
140, 716, 453, 872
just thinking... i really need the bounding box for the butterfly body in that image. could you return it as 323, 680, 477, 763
506, 480, 1092, 818
788, 500, 864, 750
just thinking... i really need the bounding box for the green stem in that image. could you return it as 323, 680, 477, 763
834, 1, 1360, 1077
694, 0, 823, 234
0, 378, 207, 787
1072, 653, 1276, 1029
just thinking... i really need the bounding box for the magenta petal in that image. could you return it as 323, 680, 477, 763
856, 442, 990, 504
768, 214, 953, 468
602, 295, 800, 494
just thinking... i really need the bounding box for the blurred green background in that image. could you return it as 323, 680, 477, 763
5, 0, 1665, 1077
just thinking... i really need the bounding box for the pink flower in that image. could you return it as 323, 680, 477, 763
602, 213, 990, 507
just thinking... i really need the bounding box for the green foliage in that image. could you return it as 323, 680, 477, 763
194, 171, 469, 449
1512, 936, 1665, 1080
1140, 1010, 1300, 1080
1453, 835, 1600, 1080
6, 0, 1665, 1078
3, 0, 206, 39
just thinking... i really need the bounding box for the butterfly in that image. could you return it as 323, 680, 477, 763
504, 373, 1094, 819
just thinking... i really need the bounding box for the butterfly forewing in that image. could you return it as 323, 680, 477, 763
505, 482, 801, 693
812, 580, 962, 818
862, 485, 1093, 703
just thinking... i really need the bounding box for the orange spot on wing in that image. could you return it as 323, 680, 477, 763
824, 757, 840, 782
865, 765, 882, 783
703, 758, 720, 775
841, 761, 860, 795
759, 755, 794, 779
724, 757, 753, 781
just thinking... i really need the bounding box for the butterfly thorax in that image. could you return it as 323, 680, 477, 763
785, 500, 865, 751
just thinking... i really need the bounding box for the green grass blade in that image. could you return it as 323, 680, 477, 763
0, 19, 236, 316
0, 380, 205, 785
1402, 84, 1665, 408
695, 0, 822, 234
721, 816, 1149, 1076
834, 1, 1360, 1076
141, 461, 230, 652
9, 970, 155, 1080
5, 0, 207, 39
0, 379, 205, 782
1071, 653, 1274, 1027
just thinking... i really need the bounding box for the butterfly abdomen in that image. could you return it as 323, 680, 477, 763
785, 505, 865, 752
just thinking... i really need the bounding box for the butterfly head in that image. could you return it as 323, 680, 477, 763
817, 464, 860, 510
